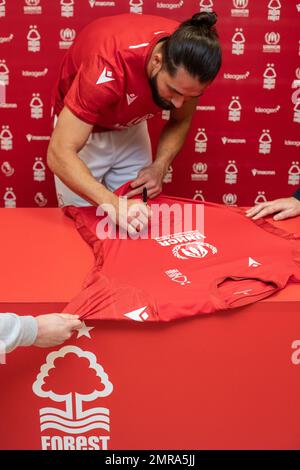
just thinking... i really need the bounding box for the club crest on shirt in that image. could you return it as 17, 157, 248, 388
155, 231, 217, 260
172, 241, 217, 260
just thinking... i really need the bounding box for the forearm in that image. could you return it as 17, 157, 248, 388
0, 314, 37, 353
47, 148, 117, 207
154, 117, 192, 172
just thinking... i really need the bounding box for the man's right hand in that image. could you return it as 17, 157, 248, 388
106, 195, 152, 236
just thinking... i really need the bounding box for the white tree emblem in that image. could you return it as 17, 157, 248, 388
32, 346, 113, 434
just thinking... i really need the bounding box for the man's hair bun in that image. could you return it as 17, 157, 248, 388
189, 11, 218, 29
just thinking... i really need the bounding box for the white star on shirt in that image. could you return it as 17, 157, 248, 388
76, 321, 94, 339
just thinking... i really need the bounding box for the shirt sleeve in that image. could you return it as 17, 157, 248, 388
0, 313, 38, 353
293, 187, 300, 201
64, 54, 122, 125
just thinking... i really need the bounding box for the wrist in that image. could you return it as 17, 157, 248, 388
152, 159, 169, 176
95, 187, 119, 208
293, 196, 300, 205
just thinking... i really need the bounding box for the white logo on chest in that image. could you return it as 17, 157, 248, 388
96, 67, 115, 85
126, 93, 138, 105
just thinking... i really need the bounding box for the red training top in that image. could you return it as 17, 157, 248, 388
53, 14, 178, 132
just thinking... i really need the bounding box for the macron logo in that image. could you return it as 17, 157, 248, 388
96, 67, 115, 85
127, 93, 138, 106
124, 306, 149, 322
248, 257, 261, 268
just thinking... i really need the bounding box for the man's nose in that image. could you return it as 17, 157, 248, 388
171, 95, 185, 108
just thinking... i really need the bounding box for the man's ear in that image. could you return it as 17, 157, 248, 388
151, 52, 163, 74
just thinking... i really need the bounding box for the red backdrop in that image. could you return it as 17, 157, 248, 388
0, 0, 299, 208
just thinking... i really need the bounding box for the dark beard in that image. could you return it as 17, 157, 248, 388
149, 73, 175, 111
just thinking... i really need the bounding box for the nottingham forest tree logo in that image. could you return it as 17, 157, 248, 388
32, 346, 113, 450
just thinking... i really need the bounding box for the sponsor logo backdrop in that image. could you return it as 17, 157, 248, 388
0, 0, 299, 207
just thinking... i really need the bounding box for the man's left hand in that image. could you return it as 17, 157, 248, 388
245, 197, 300, 221
126, 163, 166, 199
